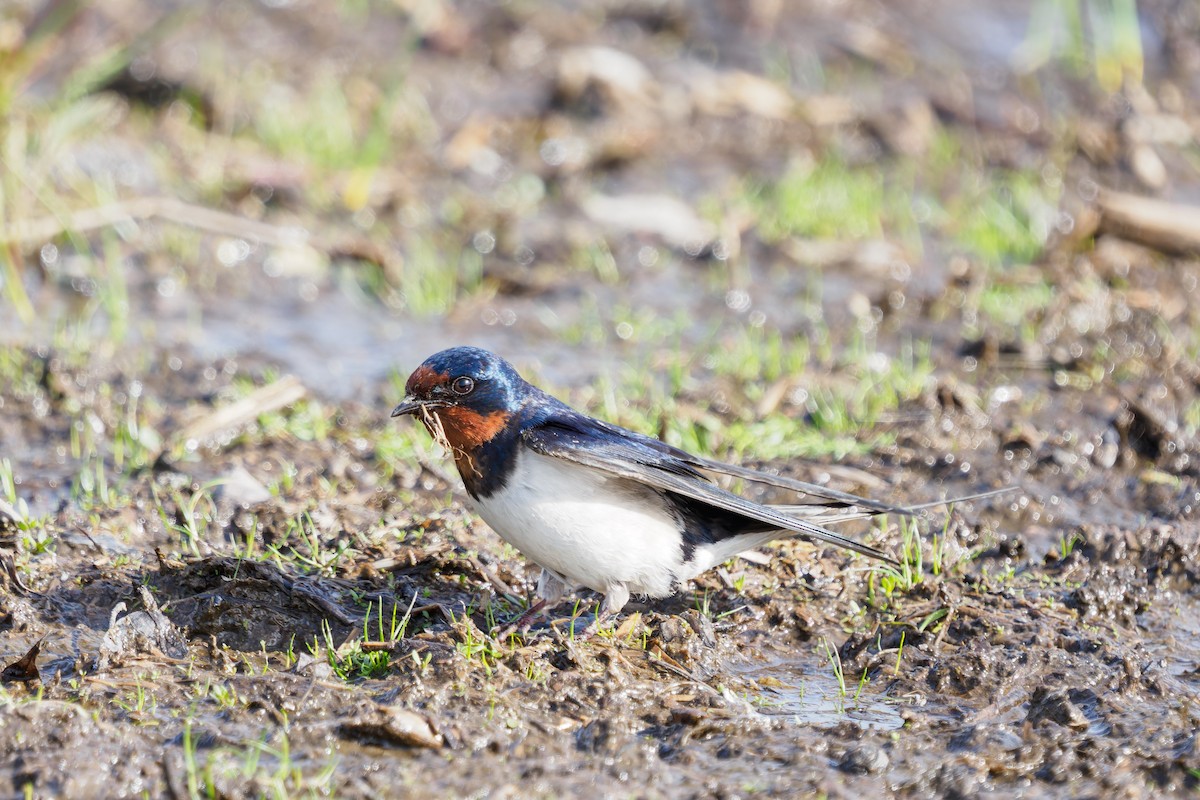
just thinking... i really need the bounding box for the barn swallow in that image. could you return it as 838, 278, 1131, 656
392, 346, 1000, 631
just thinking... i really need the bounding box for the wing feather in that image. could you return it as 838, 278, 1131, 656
522, 415, 898, 565
541, 412, 909, 514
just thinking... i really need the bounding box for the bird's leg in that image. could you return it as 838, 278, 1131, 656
499, 597, 548, 636
494, 569, 566, 637
600, 584, 631, 619
575, 584, 630, 638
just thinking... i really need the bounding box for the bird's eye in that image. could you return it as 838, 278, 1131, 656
451, 376, 475, 395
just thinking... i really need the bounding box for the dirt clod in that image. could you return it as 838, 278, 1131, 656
97, 586, 188, 670
338, 706, 443, 749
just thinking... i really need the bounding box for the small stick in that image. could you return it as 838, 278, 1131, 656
0, 197, 310, 249
1097, 189, 1200, 254
172, 375, 307, 448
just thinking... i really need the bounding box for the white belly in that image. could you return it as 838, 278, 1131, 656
471, 449, 683, 597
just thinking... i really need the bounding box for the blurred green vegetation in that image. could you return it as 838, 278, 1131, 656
1019, 0, 1144, 91
0, 0, 1179, 502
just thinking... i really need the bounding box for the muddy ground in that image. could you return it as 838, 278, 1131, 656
2, 0, 1200, 797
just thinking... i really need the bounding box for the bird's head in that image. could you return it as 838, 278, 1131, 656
391, 347, 525, 451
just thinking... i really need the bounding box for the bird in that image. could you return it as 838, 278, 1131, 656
392, 346, 1000, 632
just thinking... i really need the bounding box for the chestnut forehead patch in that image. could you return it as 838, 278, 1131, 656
407, 364, 448, 396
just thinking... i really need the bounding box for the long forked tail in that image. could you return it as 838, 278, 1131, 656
770, 486, 1018, 525
752, 487, 1017, 568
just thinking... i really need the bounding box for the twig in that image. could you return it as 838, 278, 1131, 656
1, 196, 402, 273
932, 606, 957, 651
1, 196, 310, 249
0, 552, 41, 596
644, 647, 721, 696
1097, 189, 1200, 255
781, 236, 906, 272
467, 554, 516, 597
172, 375, 307, 448
418, 405, 480, 478
361, 590, 422, 650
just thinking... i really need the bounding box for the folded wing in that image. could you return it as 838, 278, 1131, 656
522, 412, 899, 565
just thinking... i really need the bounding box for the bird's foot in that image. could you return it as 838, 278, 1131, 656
554, 606, 613, 642
552, 585, 627, 641
492, 598, 548, 640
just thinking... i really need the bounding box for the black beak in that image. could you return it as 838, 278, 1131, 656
391, 396, 425, 418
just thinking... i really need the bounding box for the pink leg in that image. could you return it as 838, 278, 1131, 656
496, 598, 549, 637
493, 568, 567, 637
576, 583, 630, 638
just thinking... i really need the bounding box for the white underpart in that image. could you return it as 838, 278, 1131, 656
471, 448, 685, 608
684, 531, 782, 578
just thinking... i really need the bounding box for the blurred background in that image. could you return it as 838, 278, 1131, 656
2, 2, 1200, 796
0, 3, 1187, 362
1, 0, 1198, 522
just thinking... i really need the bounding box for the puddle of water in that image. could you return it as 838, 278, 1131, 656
754, 673, 906, 730
1140, 595, 1200, 683
728, 652, 906, 730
